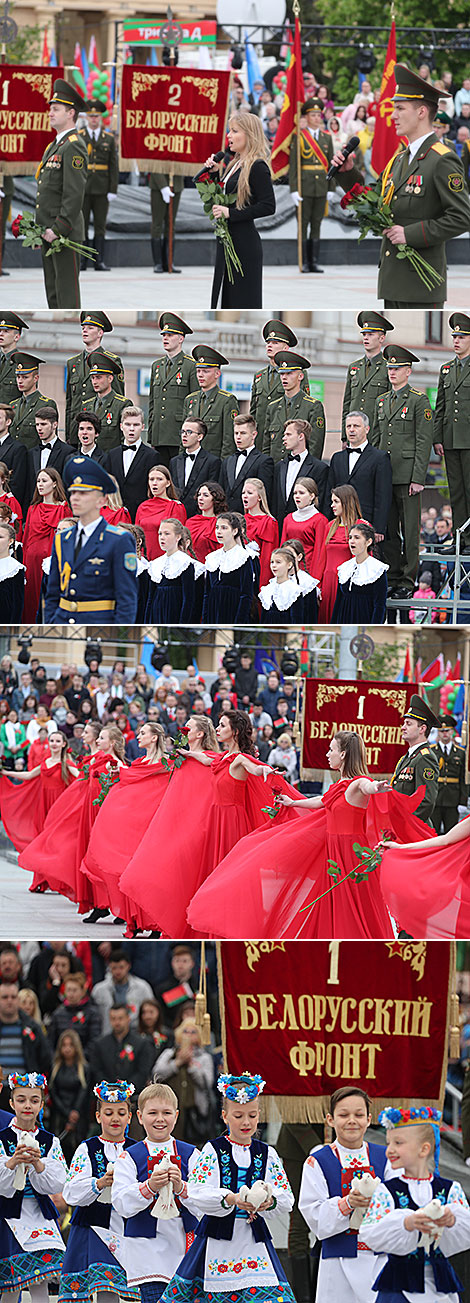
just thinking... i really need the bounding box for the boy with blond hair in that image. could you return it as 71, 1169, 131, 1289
112, 1082, 199, 1302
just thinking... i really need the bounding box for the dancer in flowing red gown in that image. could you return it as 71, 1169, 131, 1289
379, 813, 470, 938
22, 468, 71, 622
242, 479, 279, 587
0, 730, 79, 857
18, 726, 126, 908
119, 709, 300, 938
135, 465, 186, 559
187, 482, 228, 563
317, 486, 361, 622
187, 730, 436, 939
281, 477, 329, 578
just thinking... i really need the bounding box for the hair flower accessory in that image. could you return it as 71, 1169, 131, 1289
93, 1080, 135, 1102
217, 1072, 266, 1102
378, 1105, 442, 1173
9, 1072, 47, 1090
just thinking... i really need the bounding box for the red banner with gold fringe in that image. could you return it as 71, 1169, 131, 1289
119, 65, 231, 175
0, 66, 62, 175
217, 941, 454, 1123
301, 678, 417, 777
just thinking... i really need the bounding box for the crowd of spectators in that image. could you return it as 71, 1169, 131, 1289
0, 940, 220, 1157
0, 652, 304, 779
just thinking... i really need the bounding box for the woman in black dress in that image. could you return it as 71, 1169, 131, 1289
210, 112, 275, 308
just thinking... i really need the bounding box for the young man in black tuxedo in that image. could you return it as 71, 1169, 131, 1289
106, 406, 159, 521
169, 417, 221, 516
74, 411, 108, 465
220, 414, 274, 512
26, 405, 75, 505
0, 402, 28, 509
327, 410, 393, 541
273, 418, 329, 526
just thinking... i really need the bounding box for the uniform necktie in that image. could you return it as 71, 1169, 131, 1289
74, 529, 84, 560
364, 359, 371, 376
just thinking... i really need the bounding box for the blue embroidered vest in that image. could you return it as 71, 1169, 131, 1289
70, 1135, 135, 1230
0, 1125, 59, 1222
314, 1142, 388, 1259
197, 1135, 269, 1245
373, 1176, 463, 1297
124, 1138, 198, 1238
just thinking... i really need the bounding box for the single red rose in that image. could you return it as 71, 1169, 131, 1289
350, 183, 365, 197
11, 215, 23, 238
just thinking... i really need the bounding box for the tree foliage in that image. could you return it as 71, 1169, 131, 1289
6, 7, 41, 64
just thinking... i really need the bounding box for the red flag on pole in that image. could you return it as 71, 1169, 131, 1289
270, 14, 305, 180
402, 644, 412, 682
371, 20, 401, 175
42, 27, 50, 65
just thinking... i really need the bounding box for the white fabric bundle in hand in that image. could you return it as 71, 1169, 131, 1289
238, 1179, 273, 1211
349, 1173, 381, 1229
97, 1163, 114, 1203
150, 1155, 180, 1220
13, 1131, 40, 1190
417, 1198, 446, 1253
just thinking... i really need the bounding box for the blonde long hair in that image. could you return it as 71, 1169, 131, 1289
244, 478, 274, 518
50, 1029, 87, 1088
226, 112, 272, 209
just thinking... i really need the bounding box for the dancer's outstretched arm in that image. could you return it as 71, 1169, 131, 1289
345, 776, 391, 808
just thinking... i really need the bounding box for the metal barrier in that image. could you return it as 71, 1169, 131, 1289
445, 1079, 463, 1133
386, 516, 470, 624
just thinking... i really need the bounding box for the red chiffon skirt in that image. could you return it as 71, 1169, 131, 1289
18, 752, 115, 904
0, 761, 68, 854
380, 815, 470, 938
187, 780, 436, 939
78, 758, 169, 924
119, 754, 301, 937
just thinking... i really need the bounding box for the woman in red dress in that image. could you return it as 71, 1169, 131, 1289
18, 726, 126, 907
241, 478, 278, 587
135, 465, 186, 560
317, 485, 361, 622
0, 461, 23, 539
187, 730, 433, 940
100, 477, 132, 528
119, 709, 296, 938
379, 814, 470, 939
22, 467, 71, 622
0, 730, 79, 858
187, 481, 228, 563
281, 477, 329, 579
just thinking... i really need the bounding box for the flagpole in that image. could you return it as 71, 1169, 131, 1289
293, 0, 302, 273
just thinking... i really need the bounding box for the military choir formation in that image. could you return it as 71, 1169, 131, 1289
1, 1067, 470, 1303
0, 306, 469, 626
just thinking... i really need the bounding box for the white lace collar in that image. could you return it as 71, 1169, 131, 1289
136, 556, 148, 576
0, 556, 25, 579
205, 544, 250, 574
337, 555, 389, 587
42, 556, 51, 575
292, 505, 319, 521
148, 552, 192, 582
259, 577, 306, 610
246, 539, 260, 556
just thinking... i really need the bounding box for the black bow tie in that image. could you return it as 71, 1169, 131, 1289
186, 452, 197, 460
238, 449, 249, 457
289, 453, 301, 462
41, 444, 53, 451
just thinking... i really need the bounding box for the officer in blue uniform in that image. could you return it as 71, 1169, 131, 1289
44, 455, 138, 625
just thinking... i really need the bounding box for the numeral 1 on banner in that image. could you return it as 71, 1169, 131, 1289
327, 941, 340, 985
357, 695, 365, 720
1, 82, 9, 107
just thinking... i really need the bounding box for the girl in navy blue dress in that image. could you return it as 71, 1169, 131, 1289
146, 519, 200, 625
259, 546, 318, 623
59, 1080, 137, 1303
202, 513, 256, 625
0, 1071, 67, 1303
181, 526, 205, 622
331, 520, 388, 625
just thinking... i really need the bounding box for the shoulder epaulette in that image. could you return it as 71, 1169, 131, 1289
67, 353, 82, 366
410, 387, 425, 394
219, 389, 232, 397
106, 524, 125, 534
303, 395, 317, 404
431, 141, 451, 155
186, 390, 199, 400
68, 134, 78, 142
61, 529, 73, 540
183, 353, 195, 361
115, 395, 130, 404
420, 747, 430, 756
267, 397, 282, 407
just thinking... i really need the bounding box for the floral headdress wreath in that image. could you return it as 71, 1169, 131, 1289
217, 1072, 266, 1103
378, 1105, 442, 1174
9, 1072, 47, 1090
93, 1081, 135, 1103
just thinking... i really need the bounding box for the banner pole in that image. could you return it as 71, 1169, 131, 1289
168, 45, 175, 273
296, 99, 302, 272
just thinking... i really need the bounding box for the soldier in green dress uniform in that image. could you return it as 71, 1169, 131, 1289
9, 353, 56, 450
182, 345, 238, 460
433, 312, 470, 552
35, 79, 88, 309
149, 173, 184, 273
263, 351, 326, 463
431, 712, 468, 834
370, 344, 433, 597
0, 314, 29, 405
79, 98, 119, 272
65, 311, 124, 442
289, 97, 333, 273
390, 694, 440, 825
250, 320, 309, 446
342, 310, 393, 437
147, 313, 198, 465
82, 353, 132, 452
333, 64, 470, 307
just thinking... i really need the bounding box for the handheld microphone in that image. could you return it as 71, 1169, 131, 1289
327, 135, 360, 182
193, 149, 233, 184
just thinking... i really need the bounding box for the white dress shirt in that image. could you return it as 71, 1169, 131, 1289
285, 447, 309, 499
348, 439, 368, 474
123, 439, 142, 475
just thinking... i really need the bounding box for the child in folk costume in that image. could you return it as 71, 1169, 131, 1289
362, 1106, 470, 1303
298, 1086, 390, 1303
59, 1080, 138, 1303
160, 1072, 296, 1303
112, 1082, 200, 1303
0, 1072, 67, 1303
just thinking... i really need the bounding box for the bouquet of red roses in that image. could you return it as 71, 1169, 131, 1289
340, 183, 443, 294
12, 210, 95, 261
195, 172, 243, 284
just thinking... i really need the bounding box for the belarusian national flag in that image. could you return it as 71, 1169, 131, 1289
161, 981, 193, 1008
